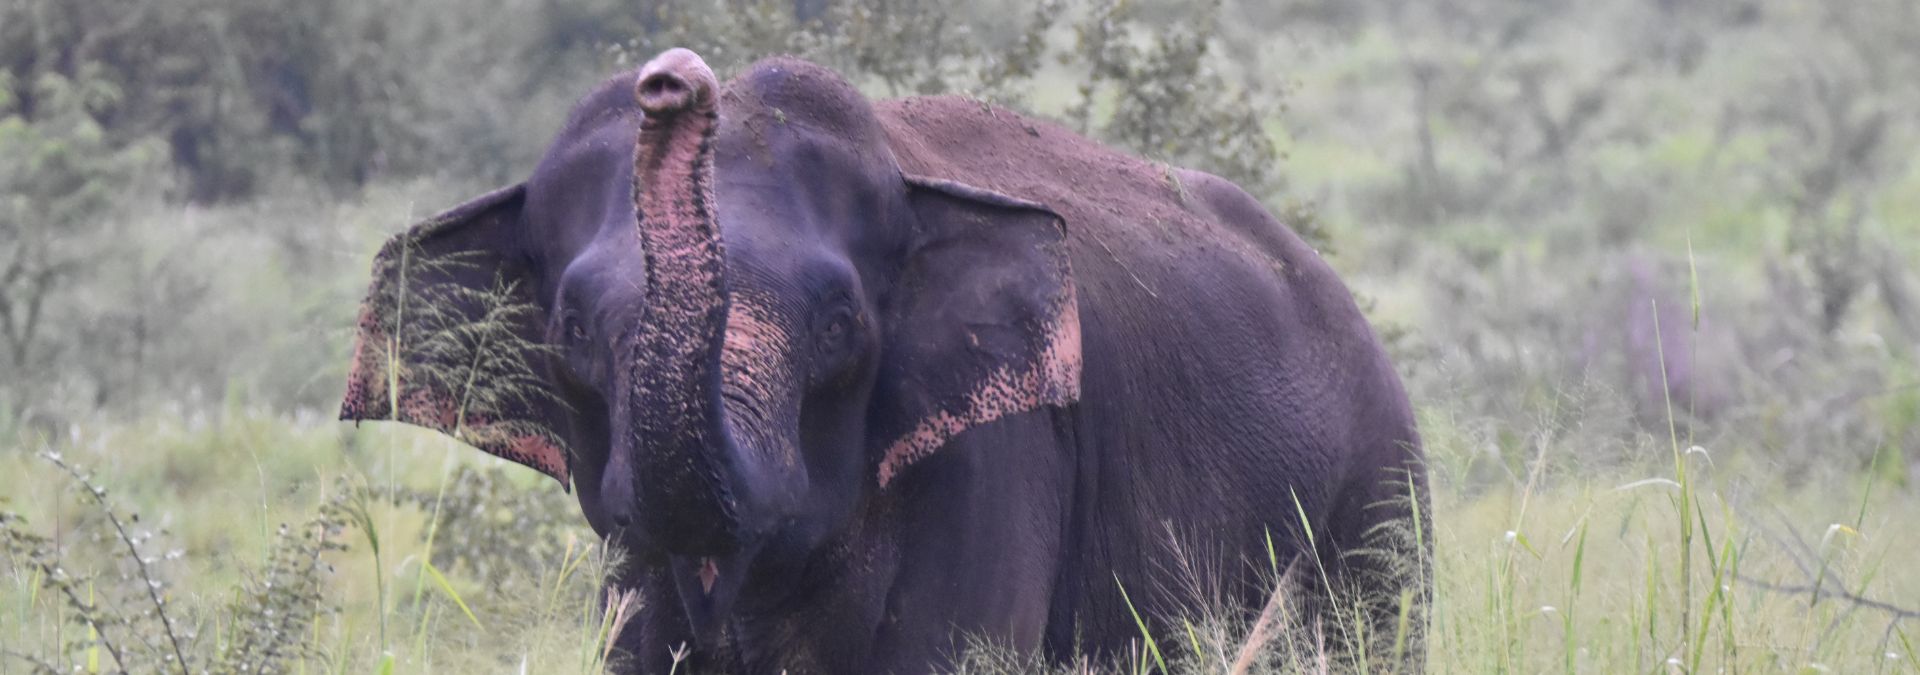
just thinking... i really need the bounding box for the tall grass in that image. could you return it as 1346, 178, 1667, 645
2, 398, 1916, 673
0, 410, 641, 673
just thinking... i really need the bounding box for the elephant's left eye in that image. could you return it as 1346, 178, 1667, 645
813, 305, 858, 363
558, 310, 589, 345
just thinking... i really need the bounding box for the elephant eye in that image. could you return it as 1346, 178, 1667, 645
561, 310, 588, 345
814, 305, 858, 362
554, 308, 608, 388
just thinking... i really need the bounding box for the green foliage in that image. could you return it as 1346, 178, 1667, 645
390, 466, 581, 585
215, 513, 347, 673
1296, 0, 1920, 473
612, 0, 1288, 207
1061, 0, 1285, 200
0, 0, 427, 201
1, 451, 193, 673
0, 55, 164, 411
0, 0, 451, 424
0, 436, 610, 673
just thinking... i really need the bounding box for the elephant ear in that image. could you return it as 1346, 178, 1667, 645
340, 184, 573, 486
872, 175, 1082, 487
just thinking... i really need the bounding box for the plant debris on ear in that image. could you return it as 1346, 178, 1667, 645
338, 188, 576, 486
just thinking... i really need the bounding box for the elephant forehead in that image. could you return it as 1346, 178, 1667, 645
714, 61, 900, 193
724, 56, 880, 138
714, 109, 895, 196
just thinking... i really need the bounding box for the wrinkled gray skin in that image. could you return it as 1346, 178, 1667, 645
340, 48, 1426, 674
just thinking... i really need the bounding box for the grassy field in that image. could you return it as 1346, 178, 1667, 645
3, 396, 1915, 673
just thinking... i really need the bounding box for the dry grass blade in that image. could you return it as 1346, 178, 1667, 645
600, 587, 642, 668
1230, 557, 1304, 675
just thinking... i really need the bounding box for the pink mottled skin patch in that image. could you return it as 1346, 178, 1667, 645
341, 318, 571, 480
1044, 282, 1085, 400
338, 294, 403, 421
504, 434, 568, 474
454, 410, 570, 480
720, 293, 801, 466
399, 388, 456, 428
340, 322, 387, 416
877, 278, 1082, 487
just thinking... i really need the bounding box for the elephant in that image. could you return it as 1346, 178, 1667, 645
338, 47, 1427, 674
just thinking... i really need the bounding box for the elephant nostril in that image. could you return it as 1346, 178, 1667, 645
636, 72, 694, 114
633, 48, 714, 117
642, 75, 684, 97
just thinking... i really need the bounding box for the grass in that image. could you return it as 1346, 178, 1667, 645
0, 399, 1914, 673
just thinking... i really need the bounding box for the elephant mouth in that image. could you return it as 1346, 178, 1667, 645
669, 547, 758, 643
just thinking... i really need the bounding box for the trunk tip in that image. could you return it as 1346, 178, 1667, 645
636, 48, 717, 117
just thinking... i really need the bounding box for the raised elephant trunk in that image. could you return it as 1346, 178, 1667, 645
625, 48, 742, 554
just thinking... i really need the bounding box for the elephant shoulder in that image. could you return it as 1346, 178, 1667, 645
1161, 168, 1387, 357
873, 96, 1359, 318
875, 97, 1153, 195
1171, 169, 1315, 265
875, 97, 1194, 238
1173, 170, 1348, 292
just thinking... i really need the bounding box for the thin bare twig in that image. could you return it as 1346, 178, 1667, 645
1733, 573, 1920, 620
1, 510, 130, 672
0, 647, 64, 674
43, 452, 191, 673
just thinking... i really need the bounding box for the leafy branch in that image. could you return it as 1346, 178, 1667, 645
38, 451, 191, 673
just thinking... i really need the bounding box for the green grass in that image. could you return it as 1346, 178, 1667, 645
2, 405, 1915, 673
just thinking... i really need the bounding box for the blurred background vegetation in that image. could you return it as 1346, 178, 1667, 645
4, 0, 1915, 475
2, 0, 1917, 671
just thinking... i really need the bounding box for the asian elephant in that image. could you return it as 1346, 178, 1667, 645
339, 48, 1426, 674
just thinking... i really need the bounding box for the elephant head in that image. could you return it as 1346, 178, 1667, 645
340, 47, 1080, 600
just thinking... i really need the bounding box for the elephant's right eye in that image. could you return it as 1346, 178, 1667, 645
563, 313, 588, 344
810, 303, 862, 378
554, 308, 605, 387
